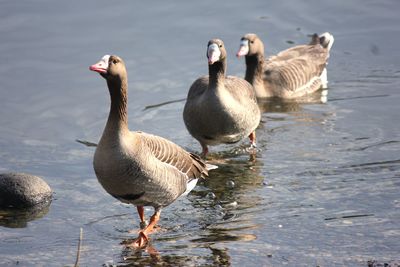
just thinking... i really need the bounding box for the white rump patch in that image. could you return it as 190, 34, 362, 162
319, 32, 334, 51
320, 68, 328, 88
182, 178, 198, 196
320, 89, 328, 103
206, 163, 218, 171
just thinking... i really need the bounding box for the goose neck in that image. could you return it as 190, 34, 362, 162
105, 77, 129, 134
208, 60, 226, 89
245, 54, 264, 84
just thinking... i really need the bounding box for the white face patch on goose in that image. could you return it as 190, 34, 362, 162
207, 43, 221, 64
236, 39, 249, 57
99, 55, 111, 70
90, 54, 111, 73
101, 55, 111, 65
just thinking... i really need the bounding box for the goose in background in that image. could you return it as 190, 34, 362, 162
237, 32, 334, 99
183, 39, 261, 157
89, 54, 216, 248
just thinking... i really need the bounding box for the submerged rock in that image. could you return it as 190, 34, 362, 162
0, 172, 52, 209
0, 203, 51, 228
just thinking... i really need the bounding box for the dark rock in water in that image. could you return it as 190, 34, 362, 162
0, 173, 52, 209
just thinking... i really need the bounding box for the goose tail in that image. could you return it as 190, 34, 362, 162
206, 163, 218, 171
319, 32, 334, 51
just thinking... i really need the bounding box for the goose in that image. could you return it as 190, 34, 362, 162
183, 39, 261, 157
89, 54, 215, 248
236, 32, 334, 99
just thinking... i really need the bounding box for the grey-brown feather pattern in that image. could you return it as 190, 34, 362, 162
139, 132, 209, 182
224, 76, 258, 104
264, 46, 327, 93
184, 75, 260, 146
184, 39, 261, 151
240, 33, 333, 98
91, 54, 213, 211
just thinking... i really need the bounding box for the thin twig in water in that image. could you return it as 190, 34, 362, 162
74, 228, 83, 267
76, 139, 98, 147
329, 94, 389, 102
143, 98, 186, 110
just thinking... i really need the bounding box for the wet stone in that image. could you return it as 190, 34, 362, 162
206, 192, 216, 199
214, 204, 223, 210
0, 173, 52, 209
226, 180, 235, 189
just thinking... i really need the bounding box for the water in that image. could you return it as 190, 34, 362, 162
0, 0, 399, 266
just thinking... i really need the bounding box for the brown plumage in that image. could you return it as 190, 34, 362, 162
89, 54, 215, 249
183, 39, 261, 156
237, 32, 334, 98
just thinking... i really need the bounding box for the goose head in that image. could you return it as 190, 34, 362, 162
236, 33, 264, 57
89, 55, 127, 82
207, 39, 226, 65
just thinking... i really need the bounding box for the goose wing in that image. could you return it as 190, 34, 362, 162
139, 132, 209, 181
264, 45, 328, 92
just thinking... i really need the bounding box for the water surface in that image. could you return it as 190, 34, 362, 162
0, 0, 399, 266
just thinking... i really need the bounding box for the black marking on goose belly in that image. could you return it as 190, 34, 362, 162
226, 139, 240, 144
112, 192, 145, 202
203, 135, 241, 144
203, 135, 215, 140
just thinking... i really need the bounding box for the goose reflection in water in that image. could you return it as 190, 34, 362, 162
120, 243, 232, 266
188, 156, 264, 243
117, 156, 263, 266
257, 88, 328, 114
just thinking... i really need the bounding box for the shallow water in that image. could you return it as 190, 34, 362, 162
0, 0, 399, 266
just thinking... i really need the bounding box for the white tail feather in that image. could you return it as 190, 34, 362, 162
181, 163, 217, 197
206, 163, 218, 171
182, 178, 198, 196
319, 32, 334, 51
320, 68, 328, 88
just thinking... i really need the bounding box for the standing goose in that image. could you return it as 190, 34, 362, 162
89, 55, 214, 248
236, 32, 334, 99
183, 39, 261, 156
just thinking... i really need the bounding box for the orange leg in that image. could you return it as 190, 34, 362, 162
249, 131, 257, 148
200, 143, 209, 158
130, 208, 161, 249
137, 206, 147, 229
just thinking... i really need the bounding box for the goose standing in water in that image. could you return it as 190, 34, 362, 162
236, 32, 334, 99
183, 39, 261, 157
89, 55, 215, 248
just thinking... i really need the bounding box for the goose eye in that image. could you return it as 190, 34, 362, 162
219, 44, 223, 48
250, 41, 254, 44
